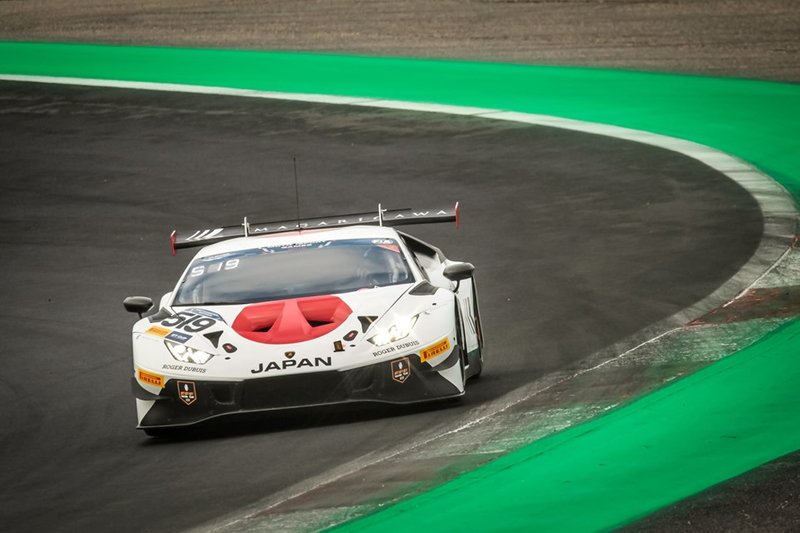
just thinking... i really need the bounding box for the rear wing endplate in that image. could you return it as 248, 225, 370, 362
170, 202, 460, 254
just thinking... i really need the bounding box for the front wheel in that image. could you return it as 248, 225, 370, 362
455, 297, 482, 383
469, 281, 484, 379
467, 342, 483, 380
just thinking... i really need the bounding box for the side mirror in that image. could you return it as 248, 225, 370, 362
443, 262, 475, 286
123, 296, 154, 318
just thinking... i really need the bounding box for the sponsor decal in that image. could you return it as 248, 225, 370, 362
137, 369, 164, 388
162, 363, 207, 374
184, 228, 223, 243
391, 358, 411, 384
343, 330, 358, 342
250, 357, 333, 374
373, 346, 396, 357
187, 308, 226, 323
420, 338, 451, 363
333, 340, 345, 353
395, 340, 420, 350
372, 340, 420, 357
376, 244, 401, 253
284, 351, 296, 359
144, 325, 171, 337
248, 210, 450, 234
222, 343, 237, 353
370, 239, 401, 253
233, 208, 452, 237
177, 381, 197, 405
197, 252, 237, 263
165, 331, 192, 344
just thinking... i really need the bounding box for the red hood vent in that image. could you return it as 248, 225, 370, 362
232, 296, 353, 345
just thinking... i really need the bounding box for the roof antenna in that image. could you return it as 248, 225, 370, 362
293, 156, 301, 232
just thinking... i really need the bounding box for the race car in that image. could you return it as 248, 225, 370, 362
123, 204, 484, 435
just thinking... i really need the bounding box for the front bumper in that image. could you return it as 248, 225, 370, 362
134, 348, 462, 428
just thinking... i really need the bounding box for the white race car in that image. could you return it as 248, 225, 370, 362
124, 204, 483, 436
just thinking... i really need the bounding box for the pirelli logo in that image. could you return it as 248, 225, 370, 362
144, 325, 171, 337
420, 338, 451, 363
137, 369, 165, 388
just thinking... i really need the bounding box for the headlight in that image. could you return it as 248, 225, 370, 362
368, 314, 420, 346
165, 340, 215, 365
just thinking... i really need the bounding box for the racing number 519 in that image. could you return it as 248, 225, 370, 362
161, 312, 216, 333
190, 259, 240, 278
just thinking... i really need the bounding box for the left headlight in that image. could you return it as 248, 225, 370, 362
164, 340, 215, 365
368, 314, 420, 346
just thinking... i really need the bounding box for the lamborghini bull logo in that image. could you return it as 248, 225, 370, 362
251, 357, 332, 374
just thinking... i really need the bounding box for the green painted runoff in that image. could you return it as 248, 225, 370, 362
1, 42, 798, 531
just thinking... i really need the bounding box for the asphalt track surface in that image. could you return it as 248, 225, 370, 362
0, 81, 763, 532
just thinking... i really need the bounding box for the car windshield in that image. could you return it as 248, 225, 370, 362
172, 238, 414, 305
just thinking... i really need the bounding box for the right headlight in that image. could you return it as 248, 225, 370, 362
368, 314, 420, 346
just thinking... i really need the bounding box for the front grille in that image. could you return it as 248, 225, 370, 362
209, 383, 236, 404
241, 371, 353, 409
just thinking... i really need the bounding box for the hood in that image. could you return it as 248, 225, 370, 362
133, 282, 452, 381
173, 284, 411, 340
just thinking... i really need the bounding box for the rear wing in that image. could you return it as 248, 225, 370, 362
170, 202, 460, 254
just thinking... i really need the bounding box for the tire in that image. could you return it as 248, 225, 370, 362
454, 298, 468, 389
467, 281, 484, 379
472, 281, 485, 351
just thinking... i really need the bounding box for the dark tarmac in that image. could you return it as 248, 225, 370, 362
0, 82, 763, 531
